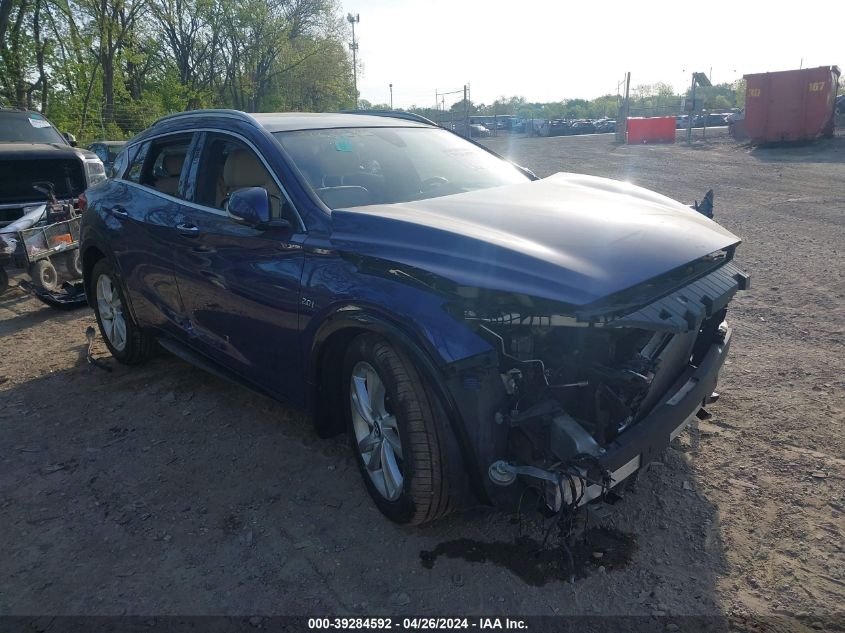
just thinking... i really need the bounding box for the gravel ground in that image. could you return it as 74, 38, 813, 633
1, 129, 843, 627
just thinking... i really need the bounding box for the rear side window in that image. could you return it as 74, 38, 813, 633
121, 134, 195, 198
141, 134, 194, 199
123, 142, 149, 183
111, 148, 129, 179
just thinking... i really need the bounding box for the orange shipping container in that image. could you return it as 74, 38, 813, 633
743, 66, 840, 143
627, 117, 676, 144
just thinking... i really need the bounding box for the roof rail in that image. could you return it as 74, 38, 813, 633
340, 110, 437, 126
151, 108, 257, 127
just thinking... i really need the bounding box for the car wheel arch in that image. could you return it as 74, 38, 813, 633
307, 309, 488, 505
82, 245, 106, 308
308, 311, 442, 437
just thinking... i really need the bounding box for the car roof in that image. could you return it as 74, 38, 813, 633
90, 140, 126, 146
249, 112, 431, 132
150, 109, 433, 135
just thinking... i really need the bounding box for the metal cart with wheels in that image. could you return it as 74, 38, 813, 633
1, 182, 87, 308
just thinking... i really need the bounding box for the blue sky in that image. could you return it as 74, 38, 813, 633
341, 0, 841, 108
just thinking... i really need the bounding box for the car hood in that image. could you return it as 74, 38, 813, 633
329, 172, 741, 307
0, 143, 96, 161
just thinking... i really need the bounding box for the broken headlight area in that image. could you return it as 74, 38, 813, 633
461, 261, 748, 514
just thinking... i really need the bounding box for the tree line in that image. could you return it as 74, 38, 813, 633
0, 0, 355, 141
361, 81, 747, 123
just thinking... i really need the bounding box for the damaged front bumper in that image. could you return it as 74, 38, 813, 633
442, 257, 748, 513
490, 325, 732, 510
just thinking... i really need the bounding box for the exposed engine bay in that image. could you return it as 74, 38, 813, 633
461, 256, 749, 515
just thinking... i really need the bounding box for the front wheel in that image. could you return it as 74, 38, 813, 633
91, 258, 156, 364
344, 334, 452, 525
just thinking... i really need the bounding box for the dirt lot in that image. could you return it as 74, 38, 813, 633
1, 129, 843, 626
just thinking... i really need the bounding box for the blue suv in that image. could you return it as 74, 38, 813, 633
81, 110, 748, 524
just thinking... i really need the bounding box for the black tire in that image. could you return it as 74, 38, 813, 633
0, 266, 8, 295
29, 259, 59, 292
343, 334, 452, 525
56, 250, 83, 279
90, 258, 156, 364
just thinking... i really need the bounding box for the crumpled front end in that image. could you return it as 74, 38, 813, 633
443, 256, 750, 512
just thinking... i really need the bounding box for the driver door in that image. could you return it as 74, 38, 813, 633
171, 131, 307, 403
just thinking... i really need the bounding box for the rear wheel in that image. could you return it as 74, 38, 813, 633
343, 334, 452, 525
91, 258, 155, 364
29, 259, 59, 292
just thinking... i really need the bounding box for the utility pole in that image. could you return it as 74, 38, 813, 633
463, 84, 469, 138
389, 83, 393, 109
686, 73, 696, 143
347, 13, 360, 108
615, 72, 630, 143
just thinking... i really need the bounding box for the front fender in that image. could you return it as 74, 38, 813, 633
306, 305, 493, 505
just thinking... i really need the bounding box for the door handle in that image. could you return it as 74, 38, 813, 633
176, 223, 200, 238
111, 205, 129, 218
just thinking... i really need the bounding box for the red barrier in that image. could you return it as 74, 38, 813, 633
627, 117, 676, 144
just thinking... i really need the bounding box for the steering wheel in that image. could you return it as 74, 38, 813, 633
420, 176, 450, 192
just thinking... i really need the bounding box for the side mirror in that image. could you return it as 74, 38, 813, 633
226, 187, 273, 229
63, 132, 78, 147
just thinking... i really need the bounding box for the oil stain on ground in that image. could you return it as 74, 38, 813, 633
419, 527, 636, 586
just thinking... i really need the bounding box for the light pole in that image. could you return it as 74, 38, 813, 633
347, 13, 360, 108
389, 83, 393, 109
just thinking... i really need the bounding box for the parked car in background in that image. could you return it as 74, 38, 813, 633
835, 94, 845, 115
697, 113, 730, 127
594, 119, 617, 133
447, 122, 491, 138
81, 109, 748, 526
469, 123, 491, 137
570, 119, 596, 134
676, 115, 689, 129
88, 140, 126, 175
0, 108, 105, 229
548, 119, 571, 136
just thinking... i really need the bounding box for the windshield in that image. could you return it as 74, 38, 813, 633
273, 126, 529, 209
0, 113, 66, 144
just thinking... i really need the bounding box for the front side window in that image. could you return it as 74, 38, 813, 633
273, 126, 528, 209
194, 133, 296, 225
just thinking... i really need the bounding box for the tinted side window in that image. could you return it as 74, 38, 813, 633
111, 148, 129, 179
139, 134, 194, 199
124, 142, 149, 182
194, 134, 296, 224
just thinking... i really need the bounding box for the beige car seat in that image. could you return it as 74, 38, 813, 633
155, 153, 185, 195
219, 149, 283, 218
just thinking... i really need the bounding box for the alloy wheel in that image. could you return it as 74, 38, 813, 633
96, 273, 127, 352
350, 361, 404, 501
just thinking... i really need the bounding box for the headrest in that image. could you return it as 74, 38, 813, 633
317, 144, 361, 174
163, 153, 185, 176
223, 149, 266, 189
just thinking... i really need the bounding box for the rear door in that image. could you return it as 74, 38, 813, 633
171, 131, 306, 402
108, 133, 197, 333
